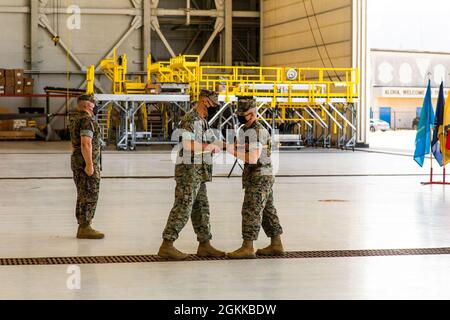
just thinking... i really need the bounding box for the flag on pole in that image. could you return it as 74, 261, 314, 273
414, 80, 435, 167
431, 82, 445, 166
441, 91, 450, 166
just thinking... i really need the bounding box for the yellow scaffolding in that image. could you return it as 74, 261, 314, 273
99, 49, 147, 94
89, 52, 359, 106
87, 53, 359, 149
86, 65, 95, 95
146, 57, 358, 105
198, 66, 359, 103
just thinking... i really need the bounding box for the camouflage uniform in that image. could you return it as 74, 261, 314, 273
240, 121, 283, 240
162, 108, 214, 242
68, 110, 102, 226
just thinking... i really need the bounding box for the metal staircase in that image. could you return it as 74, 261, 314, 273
148, 109, 164, 139
96, 106, 111, 144
141, 104, 166, 140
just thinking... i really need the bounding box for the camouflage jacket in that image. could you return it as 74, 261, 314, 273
175, 108, 213, 183
241, 120, 273, 189
68, 109, 102, 172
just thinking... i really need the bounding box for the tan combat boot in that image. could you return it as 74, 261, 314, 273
77, 224, 105, 240
256, 235, 285, 256
158, 240, 188, 261
227, 240, 256, 259
197, 240, 226, 258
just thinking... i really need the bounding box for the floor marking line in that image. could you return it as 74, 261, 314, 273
0, 174, 432, 180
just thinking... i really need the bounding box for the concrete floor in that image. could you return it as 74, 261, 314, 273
0, 141, 449, 299
368, 130, 417, 154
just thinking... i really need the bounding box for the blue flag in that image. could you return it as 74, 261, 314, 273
414, 80, 435, 167
431, 81, 445, 166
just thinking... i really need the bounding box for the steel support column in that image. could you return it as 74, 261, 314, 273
30, 0, 40, 71
260, 0, 264, 65
224, 0, 232, 65
143, 0, 152, 71
352, 0, 369, 147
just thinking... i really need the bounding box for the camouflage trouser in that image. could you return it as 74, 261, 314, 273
73, 169, 100, 225
163, 180, 212, 242
242, 177, 283, 241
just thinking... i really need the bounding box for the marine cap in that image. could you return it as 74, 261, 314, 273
77, 94, 96, 104
199, 89, 218, 105
236, 97, 256, 115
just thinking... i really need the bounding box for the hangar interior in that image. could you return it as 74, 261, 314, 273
0, 0, 449, 300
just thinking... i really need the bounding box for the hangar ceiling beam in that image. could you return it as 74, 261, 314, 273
0, 6, 259, 18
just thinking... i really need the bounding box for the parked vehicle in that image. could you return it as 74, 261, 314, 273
370, 119, 390, 132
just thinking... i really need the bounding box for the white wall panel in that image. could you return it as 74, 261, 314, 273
0, 13, 28, 68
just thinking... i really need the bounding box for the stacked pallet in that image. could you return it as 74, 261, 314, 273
0, 116, 36, 140
0, 105, 37, 141
0, 69, 34, 95
0, 131, 36, 140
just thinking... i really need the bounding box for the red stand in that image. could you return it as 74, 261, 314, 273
421, 165, 450, 185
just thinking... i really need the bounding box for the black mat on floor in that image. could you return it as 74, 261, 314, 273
1, 247, 450, 266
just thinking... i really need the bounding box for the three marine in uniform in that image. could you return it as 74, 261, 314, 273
68, 91, 284, 258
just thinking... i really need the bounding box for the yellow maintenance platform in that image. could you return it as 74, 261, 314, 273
86, 50, 359, 150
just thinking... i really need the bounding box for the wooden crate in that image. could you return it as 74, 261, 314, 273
0, 131, 36, 140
